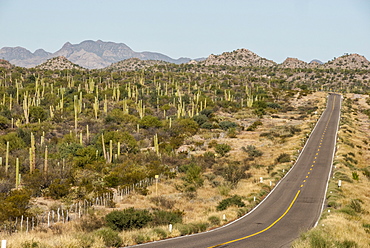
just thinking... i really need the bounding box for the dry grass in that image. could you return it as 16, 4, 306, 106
2, 91, 331, 247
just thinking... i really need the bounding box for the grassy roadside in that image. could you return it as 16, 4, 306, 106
292, 93, 370, 248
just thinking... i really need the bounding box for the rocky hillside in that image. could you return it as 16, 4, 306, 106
279, 58, 308, 69
324, 53, 370, 69
201, 49, 277, 67
35, 56, 85, 70
105, 58, 170, 71
0, 40, 193, 69
0, 59, 14, 69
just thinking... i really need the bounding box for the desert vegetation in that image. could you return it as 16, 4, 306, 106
0, 56, 369, 247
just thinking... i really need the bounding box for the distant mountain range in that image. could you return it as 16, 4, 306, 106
0, 40, 200, 69
0, 40, 369, 71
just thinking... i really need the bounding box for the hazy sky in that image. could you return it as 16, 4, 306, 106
0, 0, 369, 63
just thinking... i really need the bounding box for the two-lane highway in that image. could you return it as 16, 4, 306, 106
131, 94, 341, 248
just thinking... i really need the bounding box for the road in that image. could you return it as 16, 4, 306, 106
130, 93, 342, 248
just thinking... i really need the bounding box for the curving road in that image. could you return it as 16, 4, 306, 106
130, 93, 342, 248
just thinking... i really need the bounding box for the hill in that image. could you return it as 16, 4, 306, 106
105, 58, 170, 71
35, 56, 85, 70
324, 53, 370, 69
201, 48, 277, 67
0, 40, 193, 69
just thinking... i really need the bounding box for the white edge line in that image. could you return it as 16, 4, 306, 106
129, 94, 332, 247
314, 94, 342, 227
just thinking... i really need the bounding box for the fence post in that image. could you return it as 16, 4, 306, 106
1, 240, 6, 248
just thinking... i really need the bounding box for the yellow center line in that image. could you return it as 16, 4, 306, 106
209, 190, 301, 248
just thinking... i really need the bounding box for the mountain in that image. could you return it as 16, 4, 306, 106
36, 56, 85, 70
309, 59, 323, 64
201, 48, 277, 67
0, 40, 193, 69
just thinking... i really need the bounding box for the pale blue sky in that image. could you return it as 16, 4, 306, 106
0, 0, 369, 63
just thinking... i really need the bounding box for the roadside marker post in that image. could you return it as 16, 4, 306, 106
1, 240, 6, 248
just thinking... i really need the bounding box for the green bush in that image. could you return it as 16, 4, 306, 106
153, 228, 167, 239
215, 143, 231, 157
48, 179, 70, 200
219, 121, 238, 131
94, 227, 122, 247
151, 209, 183, 225
216, 195, 245, 211
0, 189, 32, 221
208, 215, 221, 226
175, 222, 209, 236
242, 145, 263, 158
105, 208, 152, 231
246, 120, 262, 131
276, 153, 291, 163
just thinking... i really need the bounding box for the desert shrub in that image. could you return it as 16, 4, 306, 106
215, 143, 231, 157
21, 240, 41, 248
208, 215, 221, 226
352, 171, 359, 180
276, 153, 290, 163
78, 213, 105, 232
349, 199, 363, 213
134, 234, 150, 244
0, 115, 10, 129
175, 222, 209, 236
246, 120, 262, 131
150, 196, 176, 209
151, 209, 183, 225
227, 127, 237, 138
335, 240, 358, 248
363, 167, 370, 179
0, 189, 32, 221
242, 145, 263, 158
138, 115, 163, 128
199, 108, 214, 117
200, 122, 214, 129
94, 227, 122, 247
219, 121, 238, 130
214, 162, 251, 187
216, 195, 245, 211
179, 163, 204, 189
193, 114, 208, 126
153, 228, 167, 239
48, 179, 70, 199
29, 106, 47, 122
105, 208, 152, 231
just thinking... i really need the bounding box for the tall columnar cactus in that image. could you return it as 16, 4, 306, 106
5, 141, 9, 175
154, 134, 159, 155
109, 140, 113, 163
101, 134, 107, 160
23, 93, 30, 124
44, 146, 48, 176
73, 95, 79, 131
93, 97, 99, 119
15, 158, 19, 189
30, 133, 36, 173
86, 125, 90, 143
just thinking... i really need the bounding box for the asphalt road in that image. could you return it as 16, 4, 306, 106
130, 93, 342, 248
